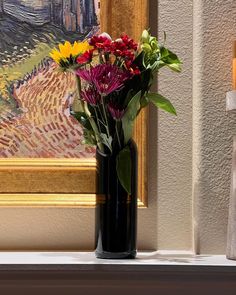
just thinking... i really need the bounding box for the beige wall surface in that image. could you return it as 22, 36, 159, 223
0, 0, 235, 253
157, 0, 236, 254
0, 207, 157, 250
156, 0, 193, 250
193, 0, 236, 254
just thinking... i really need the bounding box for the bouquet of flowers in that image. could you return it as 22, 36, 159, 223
50, 30, 181, 193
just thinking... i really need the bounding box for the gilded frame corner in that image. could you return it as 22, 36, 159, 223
0, 0, 149, 208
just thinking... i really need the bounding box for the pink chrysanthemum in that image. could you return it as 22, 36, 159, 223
81, 87, 101, 106
76, 64, 130, 96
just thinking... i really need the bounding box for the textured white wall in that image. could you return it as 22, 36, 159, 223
193, 0, 236, 254
156, 0, 236, 254
156, 0, 193, 250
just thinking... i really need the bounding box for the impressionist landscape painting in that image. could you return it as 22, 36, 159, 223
0, 0, 99, 158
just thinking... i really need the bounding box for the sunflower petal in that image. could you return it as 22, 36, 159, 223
59, 42, 71, 58
50, 40, 94, 68
50, 48, 63, 64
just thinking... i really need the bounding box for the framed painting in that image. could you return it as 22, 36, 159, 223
0, 0, 149, 207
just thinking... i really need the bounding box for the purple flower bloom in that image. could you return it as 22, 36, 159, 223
76, 64, 130, 96
81, 87, 101, 106
108, 103, 125, 120
76, 68, 93, 83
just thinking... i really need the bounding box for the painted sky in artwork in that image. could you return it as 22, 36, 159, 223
0, 0, 99, 158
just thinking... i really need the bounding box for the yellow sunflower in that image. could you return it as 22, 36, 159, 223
50, 40, 93, 66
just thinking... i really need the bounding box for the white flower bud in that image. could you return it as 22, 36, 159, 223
99, 32, 112, 40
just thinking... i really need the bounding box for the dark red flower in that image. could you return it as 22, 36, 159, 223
130, 66, 141, 75
108, 103, 125, 120
125, 60, 141, 75
120, 34, 138, 51
110, 37, 137, 68
110, 39, 127, 56
89, 33, 112, 51
76, 50, 93, 64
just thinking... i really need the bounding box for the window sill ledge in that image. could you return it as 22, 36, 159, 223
0, 252, 236, 293
0, 251, 235, 272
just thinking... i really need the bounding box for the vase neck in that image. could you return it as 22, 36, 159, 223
96, 139, 136, 157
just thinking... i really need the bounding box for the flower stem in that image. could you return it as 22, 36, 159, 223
98, 104, 105, 124
73, 73, 104, 152
94, 107, 101, 134
115, 121, 121, 149
101, 95, 111, 138
69, 71, 83, 113
84, 103, 104, 152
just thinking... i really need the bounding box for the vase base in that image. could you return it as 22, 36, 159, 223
95, 250, 137, 259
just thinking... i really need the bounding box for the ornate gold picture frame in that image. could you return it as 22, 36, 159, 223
0, 0, 149, 207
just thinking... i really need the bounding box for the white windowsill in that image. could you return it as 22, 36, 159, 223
0, 251, 235, 271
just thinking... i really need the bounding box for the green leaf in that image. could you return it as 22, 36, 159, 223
160, 46, 169, 58
140, 95, 149, 108
147, 92, 177, 115
163, 31, 167, 45
163, 48, 180, 63
166, 63, 182, 72
150, 60, 160, 71
160, 48, 182, 72
141, 43, 152, 53
123, 89, 136, 107
122, 91, 141, 144
100, 133, 112, 152
116, 146, 131, 194
71, 111, 92, 130
83, 128, 96, 146
72, 111, 97, 145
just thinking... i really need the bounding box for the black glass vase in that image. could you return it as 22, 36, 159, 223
95, 139, 138, 259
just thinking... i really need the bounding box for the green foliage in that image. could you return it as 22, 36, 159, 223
71, 111, 97, 146
83, 128, 97, 146
159, 47, 182, 72
122, 91, 141, 144
100, 133, 112, 152
116, 146, 131, 194
147, 92, 177, 115
140, 29, 182, 72
72, 111, 92, 130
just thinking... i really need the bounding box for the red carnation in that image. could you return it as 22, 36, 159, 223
121, 34, 138, 51
90, 33, 112, 51
77, 50, 93, 64
125, 60, 141, 75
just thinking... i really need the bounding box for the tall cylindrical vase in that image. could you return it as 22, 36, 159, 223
95, 139, 138, 259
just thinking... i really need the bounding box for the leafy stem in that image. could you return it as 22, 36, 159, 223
115, 121, 121, 149
94, 107, 101, 133
101, 95, 111, 139
74, 74, 104, 152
